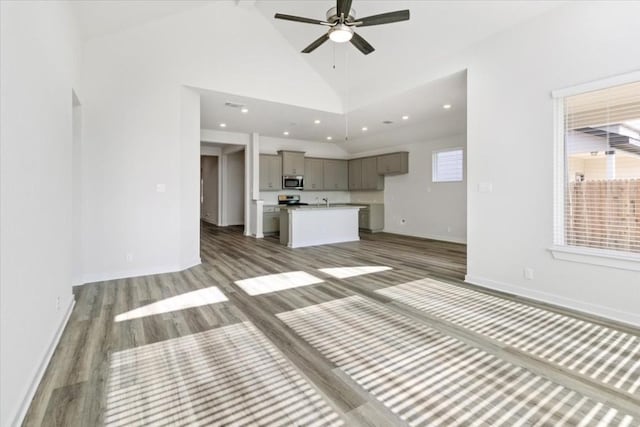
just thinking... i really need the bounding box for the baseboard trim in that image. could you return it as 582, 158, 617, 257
201, 217, 218, 225
80, 258, 202, 285
382, 230, 467, 244
465, 274, 640, 328
11, 296, 75, 427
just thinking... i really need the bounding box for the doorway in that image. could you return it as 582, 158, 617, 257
200, 155, 219, 225
199, 144, 245, 229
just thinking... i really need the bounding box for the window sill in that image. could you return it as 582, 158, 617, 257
549, 245, 640, 272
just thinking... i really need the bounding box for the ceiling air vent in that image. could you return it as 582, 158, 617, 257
225, 102, 245, 109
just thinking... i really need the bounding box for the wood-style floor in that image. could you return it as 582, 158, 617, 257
22, 224, 640, 426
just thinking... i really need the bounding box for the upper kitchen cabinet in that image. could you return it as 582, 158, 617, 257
304, 158, 324, 190
349, 158, 383, 191
377, 152, 409, 175
348, 158, 362, 190
323, 159, 348, 190
362, 157, 384, 190
259, 154, 282, 191
279, 150, 305, 176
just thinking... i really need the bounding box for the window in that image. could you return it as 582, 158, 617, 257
433, 148, 463, 182
553, 78, 640, 263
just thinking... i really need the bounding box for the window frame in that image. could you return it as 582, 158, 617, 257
432, 147, 464, 183
550, 71, 640, 271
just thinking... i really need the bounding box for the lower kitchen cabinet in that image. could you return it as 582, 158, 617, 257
358, 204, 384, 232
263, 209, 280, 234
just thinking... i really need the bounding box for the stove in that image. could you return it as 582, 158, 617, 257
278, 194, 309, 206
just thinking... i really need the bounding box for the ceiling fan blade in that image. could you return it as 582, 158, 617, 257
350, 32, 375, 55
337, 0, 353, 17
302, 33, 330, 53
355, 10, 410, 27
274, 13, 329, 26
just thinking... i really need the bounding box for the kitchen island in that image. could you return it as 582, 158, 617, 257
279, 205, 365, 248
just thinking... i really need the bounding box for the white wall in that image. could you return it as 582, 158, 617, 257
81, 2, 342, 282
353, 134, 467, 243
179, 87, 201, 268
72, 94, 83, 286
0, 2, 80, 425
463, 2, 640, 325
259, 135, 350, 158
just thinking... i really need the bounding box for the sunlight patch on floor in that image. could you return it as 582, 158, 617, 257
115, 286, 228, 322
318, 265, 392, 279
235, 271, 324, 296
277, 296, 635, 426
105, 322, 343, 426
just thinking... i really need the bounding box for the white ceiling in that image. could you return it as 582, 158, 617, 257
69, 0, 562, 152
199, 70, 466, 152
70, 0, 209, 40
256, 1, 563, 107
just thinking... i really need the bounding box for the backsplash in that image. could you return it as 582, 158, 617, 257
260, 191, 351, 205
350, 191, 385, 204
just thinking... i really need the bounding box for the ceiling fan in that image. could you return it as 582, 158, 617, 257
274, 0, 410, 55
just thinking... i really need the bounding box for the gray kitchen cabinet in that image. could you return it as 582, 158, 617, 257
323, 159, 348, 190
279, 150, 305, 176
377, 152, 409, 175
304, 158, 324, 190
263, 209, 280, 234
362, 157, 384, 190
348, 158, 362, 190
358, 204, 384, 232
259, 155, 282, 191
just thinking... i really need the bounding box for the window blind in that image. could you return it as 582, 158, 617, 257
558, 80, 640, 254
433, 149, 463, 182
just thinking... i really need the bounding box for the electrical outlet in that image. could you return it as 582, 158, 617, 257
126, 253, 133, 262
447, 226, 452, 233
56, 297, 60, 311
156, 183, 166, 193
524, 267, 534, 280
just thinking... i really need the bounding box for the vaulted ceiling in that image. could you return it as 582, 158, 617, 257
70, 1, 564, 149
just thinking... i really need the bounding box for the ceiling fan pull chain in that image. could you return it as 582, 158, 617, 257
344, 47, 349, 141
333, 43, 336, 69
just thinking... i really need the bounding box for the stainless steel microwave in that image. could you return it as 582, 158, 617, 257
282, 176, 304, 190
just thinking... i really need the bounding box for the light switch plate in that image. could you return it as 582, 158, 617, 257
478, 182, 493, 193
156, 184, 166, 193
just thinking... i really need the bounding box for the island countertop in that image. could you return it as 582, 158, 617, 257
278, 204, 367, 211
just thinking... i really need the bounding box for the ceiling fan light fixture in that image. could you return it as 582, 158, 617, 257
329, 24, 353, 43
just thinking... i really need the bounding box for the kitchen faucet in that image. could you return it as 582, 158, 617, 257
322, 197, 329, 207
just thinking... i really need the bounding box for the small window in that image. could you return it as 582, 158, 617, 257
433, 149, 463, 182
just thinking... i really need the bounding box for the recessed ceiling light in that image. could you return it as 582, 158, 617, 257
402, 115, 409, 120
219, 123, 227, 128
326, 136, 332, 140
283, 131, 289, 136
314, 119, 321, 124
362, 126, 368, 131
443, 104, 452, 109
241, 108, 249, 113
